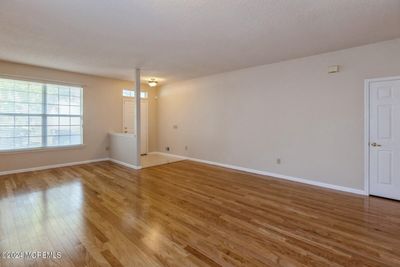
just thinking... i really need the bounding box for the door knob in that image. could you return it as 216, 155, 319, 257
370, 142, 382, 147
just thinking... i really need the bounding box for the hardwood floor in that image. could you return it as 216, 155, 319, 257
0, 160, 400, 267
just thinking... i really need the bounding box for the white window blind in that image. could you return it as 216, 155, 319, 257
0, 78, 83, 151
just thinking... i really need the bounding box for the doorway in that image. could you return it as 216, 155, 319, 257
365, 77, 400, 200
123, 98, 148, 155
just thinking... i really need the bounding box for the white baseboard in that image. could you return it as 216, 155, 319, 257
0, 158, 110, 176
0, 152, 366, 196
151, 152, 367, 196
147, 151, 187, 160
108, 158, 141, 170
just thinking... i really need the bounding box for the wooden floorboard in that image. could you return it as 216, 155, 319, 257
0, 160, 400, 266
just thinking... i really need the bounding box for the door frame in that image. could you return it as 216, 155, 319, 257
140, 99, 149, 155
364, 76, 400, 196
122, 97, 149, 154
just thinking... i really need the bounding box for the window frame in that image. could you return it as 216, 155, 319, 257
122, 89, 148, 99
0, 78, 84, 153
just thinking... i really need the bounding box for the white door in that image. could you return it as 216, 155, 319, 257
369, 79, 400, 200
123, 99, 135, 134
123, 99, 148, 155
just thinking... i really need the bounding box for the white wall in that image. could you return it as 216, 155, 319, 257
157, 38, 400, 190
109, 133, 139, 168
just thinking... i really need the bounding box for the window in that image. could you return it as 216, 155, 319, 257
122, 89, 148, 99
0, 78, 83, 151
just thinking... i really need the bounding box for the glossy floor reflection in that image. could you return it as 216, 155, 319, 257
140, 153, 183, 168
1, 160, 400, 266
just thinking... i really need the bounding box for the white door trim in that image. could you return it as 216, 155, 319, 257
141, 99, 149, 155
364, 76, 400, 196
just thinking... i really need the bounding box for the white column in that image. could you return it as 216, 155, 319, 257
134, 68, 141, 167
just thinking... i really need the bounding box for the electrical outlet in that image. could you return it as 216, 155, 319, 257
276, 158, 281, 164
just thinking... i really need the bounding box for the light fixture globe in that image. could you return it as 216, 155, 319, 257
148, 79, 158, 87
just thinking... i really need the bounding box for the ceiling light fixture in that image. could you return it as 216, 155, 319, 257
148, 79, 158, 87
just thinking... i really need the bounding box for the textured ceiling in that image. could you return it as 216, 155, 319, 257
0, 0, 399, 84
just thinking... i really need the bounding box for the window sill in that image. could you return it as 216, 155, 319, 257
0, 144, 86, 155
